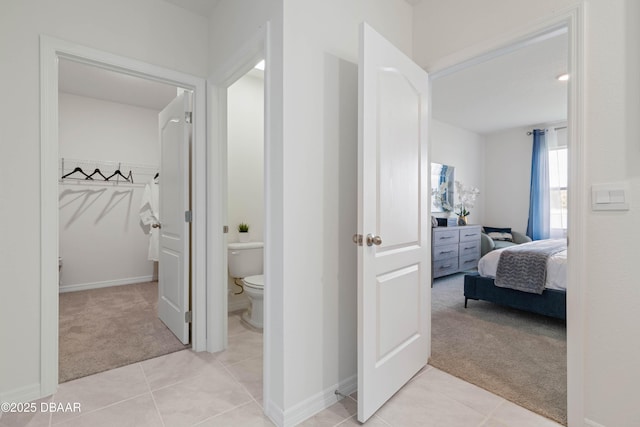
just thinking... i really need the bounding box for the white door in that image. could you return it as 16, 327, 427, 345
357, 23, 431, 422
158, 92, 191, 344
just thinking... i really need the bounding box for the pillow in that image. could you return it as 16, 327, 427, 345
487, 232, 513, 242
483, 226, 513, 242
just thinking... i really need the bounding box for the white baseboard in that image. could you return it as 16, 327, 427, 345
279, 375, 357, 427
0, 383, 42, 405
228, 297, 250, 313
585, 419, 606, 427
59, 275, 155, 293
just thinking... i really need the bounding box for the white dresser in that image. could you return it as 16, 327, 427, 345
432, 224, 482, 278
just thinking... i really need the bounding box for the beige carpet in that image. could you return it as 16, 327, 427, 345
431, 273, 567, 425
59, 281, 189, 383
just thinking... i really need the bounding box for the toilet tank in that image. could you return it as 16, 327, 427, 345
228, 242, 264, 278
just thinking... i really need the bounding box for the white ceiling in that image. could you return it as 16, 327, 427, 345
431, 31, 568, 135
58, 59, 178, 111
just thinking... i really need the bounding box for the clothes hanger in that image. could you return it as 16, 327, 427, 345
61, 167, 92, 180
87, 168, 108, 180
106, 169, 133, 183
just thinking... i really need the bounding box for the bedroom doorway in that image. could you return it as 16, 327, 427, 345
428, 20, 578, 425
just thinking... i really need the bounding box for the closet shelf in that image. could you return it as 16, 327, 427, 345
59, 158, 158, 188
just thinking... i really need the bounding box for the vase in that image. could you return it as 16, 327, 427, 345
457, 216, 468, 226
238, 232, 250, 243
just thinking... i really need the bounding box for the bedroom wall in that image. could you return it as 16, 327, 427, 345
430, 119, 485, 226
0, 0, 208, 403
58, 93, 159, 291
414, 1, 640, 426
483, 126, 532, 233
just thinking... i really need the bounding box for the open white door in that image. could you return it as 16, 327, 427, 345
158, 92, 191, 344
357, 23, 431, 422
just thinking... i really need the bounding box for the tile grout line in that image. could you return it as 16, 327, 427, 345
217, 357, 264, 409
139, 362, 167, 427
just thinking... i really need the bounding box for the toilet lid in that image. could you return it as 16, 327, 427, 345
244, 274, 264, 288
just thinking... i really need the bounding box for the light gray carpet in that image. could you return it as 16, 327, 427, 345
59, 281, 189, 383
431, 273, 567, 425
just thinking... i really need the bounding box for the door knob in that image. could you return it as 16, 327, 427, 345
152, 223, 161, 229
366, 234, 382, 246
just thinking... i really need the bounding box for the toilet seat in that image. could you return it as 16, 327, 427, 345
243, 274, 264, 289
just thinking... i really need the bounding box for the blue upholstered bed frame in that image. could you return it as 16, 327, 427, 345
464, 273, 566, 320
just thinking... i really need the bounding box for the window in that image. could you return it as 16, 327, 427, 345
548, 131, 568, 238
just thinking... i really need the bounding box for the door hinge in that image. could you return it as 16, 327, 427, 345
185, 210, 192, 223
185, 311, 192, 323
223, 225, 229, 233
185, 111, 192, 124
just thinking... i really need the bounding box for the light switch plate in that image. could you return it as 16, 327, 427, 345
591, 183, 630, 211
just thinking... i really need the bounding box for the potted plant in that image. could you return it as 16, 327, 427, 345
454, 181, 480, 226
238, 222, 250, 242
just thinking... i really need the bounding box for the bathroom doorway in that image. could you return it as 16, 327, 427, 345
56, 58, 193, 382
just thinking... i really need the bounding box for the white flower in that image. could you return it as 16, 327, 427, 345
454, 181, 480, 217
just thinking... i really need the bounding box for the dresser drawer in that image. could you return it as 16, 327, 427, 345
432, 243, 459, 261
433, 258, 459, 278
433, 229, 459, 246
459, 226, 481, 243
459, 241, 480, 258
459, 253, 480, 271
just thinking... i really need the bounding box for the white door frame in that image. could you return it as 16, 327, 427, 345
39, 35, 207, 396
207, 23, 274, 410
428, 6, 585, 425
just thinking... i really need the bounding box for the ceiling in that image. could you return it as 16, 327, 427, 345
431, 31, 568, 135
58, 59, 179, 111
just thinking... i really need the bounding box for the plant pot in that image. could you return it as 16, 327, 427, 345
457, 216, 468, 226
238, 232, 250, 243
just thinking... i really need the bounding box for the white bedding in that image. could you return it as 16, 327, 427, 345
477, 239, 568, 291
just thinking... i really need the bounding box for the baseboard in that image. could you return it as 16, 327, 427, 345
585, 419, 606, 427
0, 383, 42, 405
264, 399, 285, 427
59, 275, 155, 293
280, 374, 357, 427
227, 295, 250, 313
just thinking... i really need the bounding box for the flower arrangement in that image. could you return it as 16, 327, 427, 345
454, 181, 480, 218
238, 222, 249, 233
432, 182, 453, 212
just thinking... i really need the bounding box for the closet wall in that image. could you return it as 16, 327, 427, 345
58, 92, 160, 291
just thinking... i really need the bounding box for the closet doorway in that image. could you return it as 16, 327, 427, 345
57, 59, 191, 382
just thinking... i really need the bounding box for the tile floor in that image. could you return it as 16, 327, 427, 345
1, 312, 563, 427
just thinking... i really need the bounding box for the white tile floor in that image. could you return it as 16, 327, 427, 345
1, 312, 563, 427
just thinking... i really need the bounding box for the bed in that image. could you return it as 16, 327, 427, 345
464, 239, 567, 320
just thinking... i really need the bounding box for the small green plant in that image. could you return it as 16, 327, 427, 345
238, 222, 249, 233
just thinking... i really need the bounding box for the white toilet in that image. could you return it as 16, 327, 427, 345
228, 242, 264, 329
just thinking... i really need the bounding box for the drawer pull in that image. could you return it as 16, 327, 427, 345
464, 233, 477, 237
440, 264, 453, 269
463, 246, 475, 250
439, 236, 453, 240
463, 259, 477, 264
440, 250, 454, 254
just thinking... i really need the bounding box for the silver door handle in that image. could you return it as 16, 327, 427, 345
366, 234, 382, 246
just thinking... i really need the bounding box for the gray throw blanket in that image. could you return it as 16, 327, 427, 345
495, 239, 567, 294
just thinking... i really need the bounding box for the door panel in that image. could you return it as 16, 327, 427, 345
158, 92, 191, 345
358, 23, 431, 422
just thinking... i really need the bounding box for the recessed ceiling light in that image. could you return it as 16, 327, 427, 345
557, 73, 569, 81
254, 60, 265, 71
